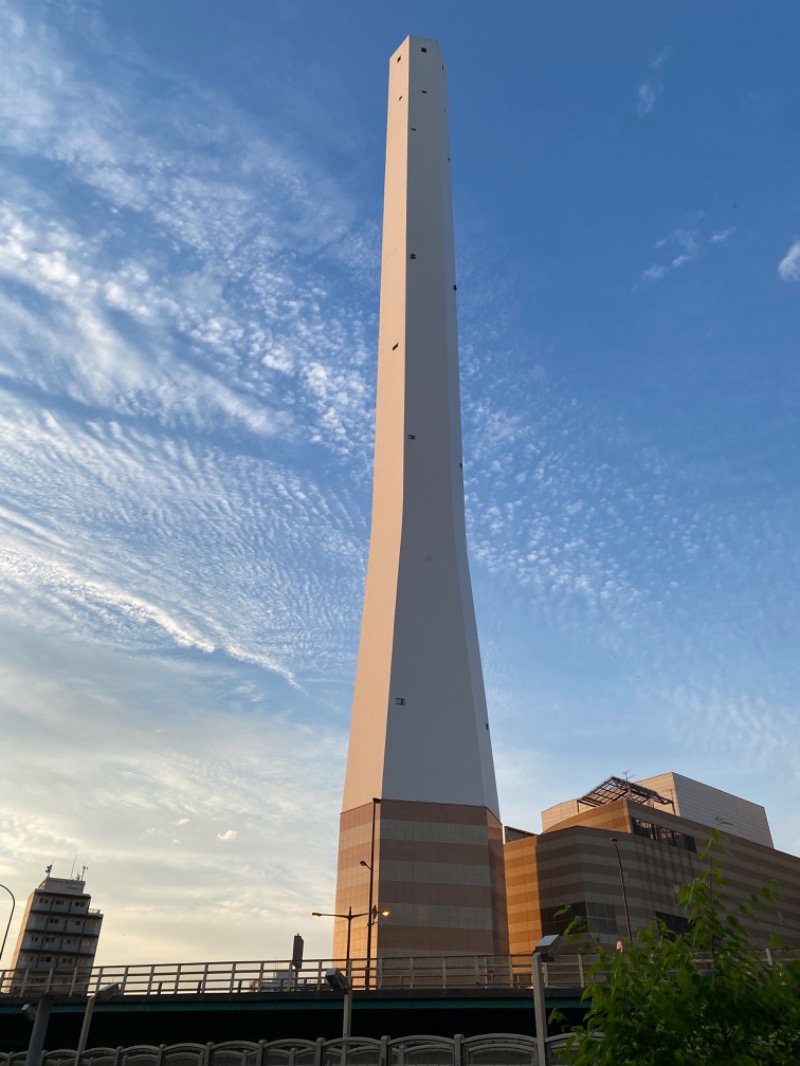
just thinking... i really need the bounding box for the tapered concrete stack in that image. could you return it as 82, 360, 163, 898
334, 36, 508, 968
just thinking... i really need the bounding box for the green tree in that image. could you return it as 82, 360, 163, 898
566, 832, 800, 1065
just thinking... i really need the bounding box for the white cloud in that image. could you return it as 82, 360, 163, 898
216, 829, 238, 842
777, 239, 800, 282
0, 4, 377, 461
634, 48, 670, 118
635, 82, 660, 118
640, 224, 733, 283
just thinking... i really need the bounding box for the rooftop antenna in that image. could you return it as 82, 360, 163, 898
70, 854, 78, 879
80, 866, 88, 880
45, 864, 53, 877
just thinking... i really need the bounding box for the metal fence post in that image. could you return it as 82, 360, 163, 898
454, 1034, 464, 1066
314, 1037, 325, 1066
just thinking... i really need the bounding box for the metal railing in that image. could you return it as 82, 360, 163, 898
2, 947, 791, 1000
0, 955, 590, 998
0, 1033, 579, 1066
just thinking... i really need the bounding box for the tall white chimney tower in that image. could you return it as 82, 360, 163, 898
334, 36, 508, 965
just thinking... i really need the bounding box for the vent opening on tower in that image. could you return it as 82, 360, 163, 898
392, 343, 399, 350
421, 47, 427, 52
395, 698, 406, 706
409, 254, 416, 259
407, 434, 416, 440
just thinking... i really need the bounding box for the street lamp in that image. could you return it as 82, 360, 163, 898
325, 968, 352, 1039
609, 837, 632, 939
359, 861, 390, 990
0, 882, 16, 964
532, 934, 563, 1066
76, 982, 121, 1059
22, 995, 54, 1066
364, 797, 380, 989
313, 904, 390, 985
313, 907, 362, 974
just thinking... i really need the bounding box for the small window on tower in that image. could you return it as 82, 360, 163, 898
392, 343, 399, 350
421, 47, 427, 52
395, 698, 406, 705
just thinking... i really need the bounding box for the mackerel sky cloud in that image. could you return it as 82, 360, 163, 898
778, 240, 800, 282
1, 0, 799, 966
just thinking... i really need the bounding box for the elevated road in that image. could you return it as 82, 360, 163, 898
0, 955, 590, 1052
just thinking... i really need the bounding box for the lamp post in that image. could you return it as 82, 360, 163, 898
313, 908, 360, 976
364, 797, 380, 989
609, 837, 632, 940
0, 882, 16, 964
532, 934, 563, 1066
76, 982, 121, 1059
325, 968, 352, 1040
22, 995, 54, 1066
313, 905, 390, 985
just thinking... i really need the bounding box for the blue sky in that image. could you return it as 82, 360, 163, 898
0, 0, 798, 966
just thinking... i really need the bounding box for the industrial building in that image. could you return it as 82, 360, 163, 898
505, 772, 800, 952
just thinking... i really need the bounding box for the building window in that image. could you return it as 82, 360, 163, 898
631, 818, 696, 852
656, 911, 692, 939
541, 900, 617, 937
